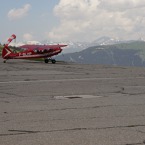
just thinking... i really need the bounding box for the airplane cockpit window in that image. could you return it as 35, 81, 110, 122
34, 49, 38, 53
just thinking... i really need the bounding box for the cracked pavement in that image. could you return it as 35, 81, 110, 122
0, 58, 145, 145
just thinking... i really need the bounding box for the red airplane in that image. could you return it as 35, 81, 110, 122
2, 34, 67, 63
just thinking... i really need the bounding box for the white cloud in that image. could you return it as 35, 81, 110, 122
99, 0, 145, 11
8, 4, 31, 20
23, 33, 33, 41
47, 0, 145, 42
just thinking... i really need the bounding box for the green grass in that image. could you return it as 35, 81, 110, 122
0, 45, 3, 55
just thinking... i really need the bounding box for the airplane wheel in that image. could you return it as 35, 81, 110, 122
44, 59, 49, 63
51, 59, 56, 64
3, 60, 6, 63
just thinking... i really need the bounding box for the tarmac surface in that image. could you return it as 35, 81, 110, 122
0, 58, 145, 145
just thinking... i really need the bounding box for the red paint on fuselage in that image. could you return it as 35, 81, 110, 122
2, 34, 67, 61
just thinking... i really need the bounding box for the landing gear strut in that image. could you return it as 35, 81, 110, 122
3, 60, 7, 63
44, 58, 56, 64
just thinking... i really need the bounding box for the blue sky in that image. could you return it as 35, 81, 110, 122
0, 0, 59, 42
1, 0, 145, 43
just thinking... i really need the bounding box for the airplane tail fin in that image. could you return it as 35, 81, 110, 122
2, 34, 16, 59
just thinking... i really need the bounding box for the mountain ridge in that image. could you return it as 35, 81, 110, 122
56, 40, 145, 67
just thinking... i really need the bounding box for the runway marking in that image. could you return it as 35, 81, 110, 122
0, 77, 144, 84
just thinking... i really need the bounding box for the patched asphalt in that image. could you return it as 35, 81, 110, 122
0, 58, 145, 145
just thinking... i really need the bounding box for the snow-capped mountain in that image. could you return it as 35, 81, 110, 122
9, 36, 145, 54
56, 40, 145, 67
10, 40, 42, 47
92, 36, 121, 45
59, 41, 90, 54
25, 41, 42, 45
42, 36, 124, 54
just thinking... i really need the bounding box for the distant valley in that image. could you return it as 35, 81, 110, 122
56, 41, 145, 67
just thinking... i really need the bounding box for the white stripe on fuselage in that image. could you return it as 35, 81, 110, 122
4, 48, 12, 58
14, 50, 61, 59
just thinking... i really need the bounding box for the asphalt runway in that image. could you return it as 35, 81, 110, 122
0, 58, 145, 145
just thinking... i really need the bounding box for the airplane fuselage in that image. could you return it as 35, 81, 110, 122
5, 47, 62, 59
2, 34, 67, 63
